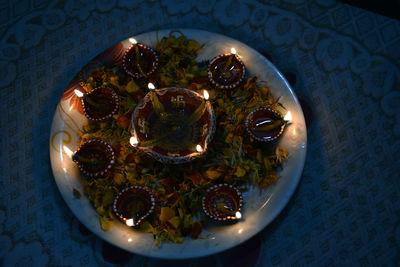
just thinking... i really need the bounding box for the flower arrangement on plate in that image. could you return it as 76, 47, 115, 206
64, 31, 291, 245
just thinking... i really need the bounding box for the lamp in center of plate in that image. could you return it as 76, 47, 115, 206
130, 86, 215, 164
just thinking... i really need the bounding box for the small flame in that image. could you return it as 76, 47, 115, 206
74, 89, 84, 98
203, 90, 209, 101
148, 82, 156, 91
129, 38, 138, 45
238, 228, 243, 234
235, 211, 242, 219
63, 145, 74, 158
231, 48, 237, 55
128, 238, 133, 242
126, 218, 134, 227
284, 111, 292, 122
130, 136, 139, 146
196, 144, 203, 153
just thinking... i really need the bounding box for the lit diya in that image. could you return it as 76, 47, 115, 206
202, 184, 243, 221
113, 186, 155, 227
245, 107, 290, 142
75, 87, 119, 122
130, 84, 215, 164
70, 139, 115, 178
122, 38, 159, 78
208, 48, 245, 89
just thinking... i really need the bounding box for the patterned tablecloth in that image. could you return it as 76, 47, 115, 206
1, 0, 399, 266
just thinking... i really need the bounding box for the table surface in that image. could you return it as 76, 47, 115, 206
1, 0, 399, 266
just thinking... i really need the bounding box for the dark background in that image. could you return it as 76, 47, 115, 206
340, 0, 400, 20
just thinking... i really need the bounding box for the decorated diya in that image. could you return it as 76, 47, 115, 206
131, 85, 215, 164
245, 107, 287, 142
202, 184, 243, 221
71, 139, 115, 178
75, 87, 119, 122
122, 38, 159, 78
208, 48, 245, 89
113, 186, 155, 227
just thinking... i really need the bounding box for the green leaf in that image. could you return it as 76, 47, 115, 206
168, 216, 181, 229
235, 166, 246, 177
100, 217, 114, 231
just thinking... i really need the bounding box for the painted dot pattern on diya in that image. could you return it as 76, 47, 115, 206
72, 139, 115, 178
132, 87, 216, 164
122, 43, 159, 78
113, 186, 155, 227
202, 183, 243, 221
81, 87, 119, 122
208, 53, 245, 89
245, 107, 285, 142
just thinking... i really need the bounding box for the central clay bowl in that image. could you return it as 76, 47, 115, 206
132, 87, 215, 164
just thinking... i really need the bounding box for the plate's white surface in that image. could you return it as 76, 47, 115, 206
50, 29, 307, 259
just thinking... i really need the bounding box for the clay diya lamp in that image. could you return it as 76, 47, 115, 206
130, 85, 215, 164
122, 38, 159, 78
75, 87, 119, 122
72, 139, 115, 178
202, 183, 243, 221
208, 48, 245, 89
113, 186, 155, 227
245, 107, 287, 142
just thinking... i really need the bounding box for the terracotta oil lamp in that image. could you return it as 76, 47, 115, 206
208, 48, 245, 89
202, 183, 243, 221
70, 139, 115, 178
113, 186, 155, 227
245, 107, 290, 142
122, 38, 158, 78
130, 84, 215, 164
75, 87, 119, 122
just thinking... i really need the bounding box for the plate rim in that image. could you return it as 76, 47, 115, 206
49, 28, 307, 259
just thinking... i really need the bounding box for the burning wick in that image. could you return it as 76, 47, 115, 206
74, 89, 85, 98
221, 47, 237, 73
148, 83, 165, 116
63, 145, 74, 158
129, 38, 146, 76
284, 111, 292, 123
63, 145, 103, 165
196, 144, 203, 153
129, 38, 140, 60
190, 90, 209, 122
74, 89, 98, 107
252, 111, 292, 133
148, 82, 156, 92
215, 203, 241, 219
235, 211, 242, 219
130, 136, 140, 147
203, 90, 209, 101
126, 218, 136, 227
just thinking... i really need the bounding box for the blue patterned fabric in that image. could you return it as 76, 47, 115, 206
0, 0, 399, 265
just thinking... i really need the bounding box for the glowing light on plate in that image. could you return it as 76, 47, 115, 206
231, 48, 237, 55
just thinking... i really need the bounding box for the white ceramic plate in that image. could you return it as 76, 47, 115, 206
49, 29, 307, 259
